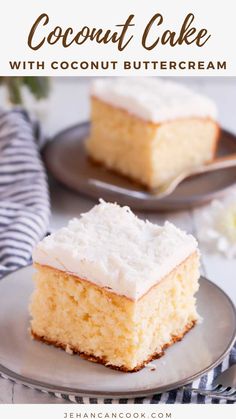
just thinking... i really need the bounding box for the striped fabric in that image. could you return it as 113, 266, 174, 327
0, 343, 235, 404
0, 108, 50, 277
50, 344, 235, 404
0, 108, 235, 404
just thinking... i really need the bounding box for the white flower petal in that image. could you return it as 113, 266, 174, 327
198, 196, 236, 258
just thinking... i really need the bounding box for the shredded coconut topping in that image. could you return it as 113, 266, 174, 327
33, 200, 198, 300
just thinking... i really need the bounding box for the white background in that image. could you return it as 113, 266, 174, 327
0, 404, 235, 418
0, 0, 235, 76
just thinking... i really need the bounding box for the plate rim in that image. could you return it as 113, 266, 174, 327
0, 265, 236, 399
44, 123, 236, 211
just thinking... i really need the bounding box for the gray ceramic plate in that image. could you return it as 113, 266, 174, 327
0, 266, 235, 398
44, 123, 236, 211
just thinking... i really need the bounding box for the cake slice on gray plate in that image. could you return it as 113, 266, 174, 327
30, 201, 200, 372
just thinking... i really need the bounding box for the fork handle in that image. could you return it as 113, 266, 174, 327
191, 388, 236, 401
193, 153, 236, 175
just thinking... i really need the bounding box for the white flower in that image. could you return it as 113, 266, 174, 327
198, 195, 236, 258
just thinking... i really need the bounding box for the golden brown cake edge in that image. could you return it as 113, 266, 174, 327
31, 320, 196, 373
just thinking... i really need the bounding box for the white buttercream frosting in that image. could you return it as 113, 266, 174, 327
91, 78, 217, 122
33, 201, 198, 300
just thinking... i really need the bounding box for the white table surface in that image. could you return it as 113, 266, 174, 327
1, 77, 236, 404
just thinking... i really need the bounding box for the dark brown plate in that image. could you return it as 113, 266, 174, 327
44, 123, 236, 211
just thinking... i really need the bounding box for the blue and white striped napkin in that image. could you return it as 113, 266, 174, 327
0, 108, 235, 404
56, 346, 235, 404
0, 108, 50, 277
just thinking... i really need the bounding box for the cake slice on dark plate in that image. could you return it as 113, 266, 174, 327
86, 78, 220, 189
